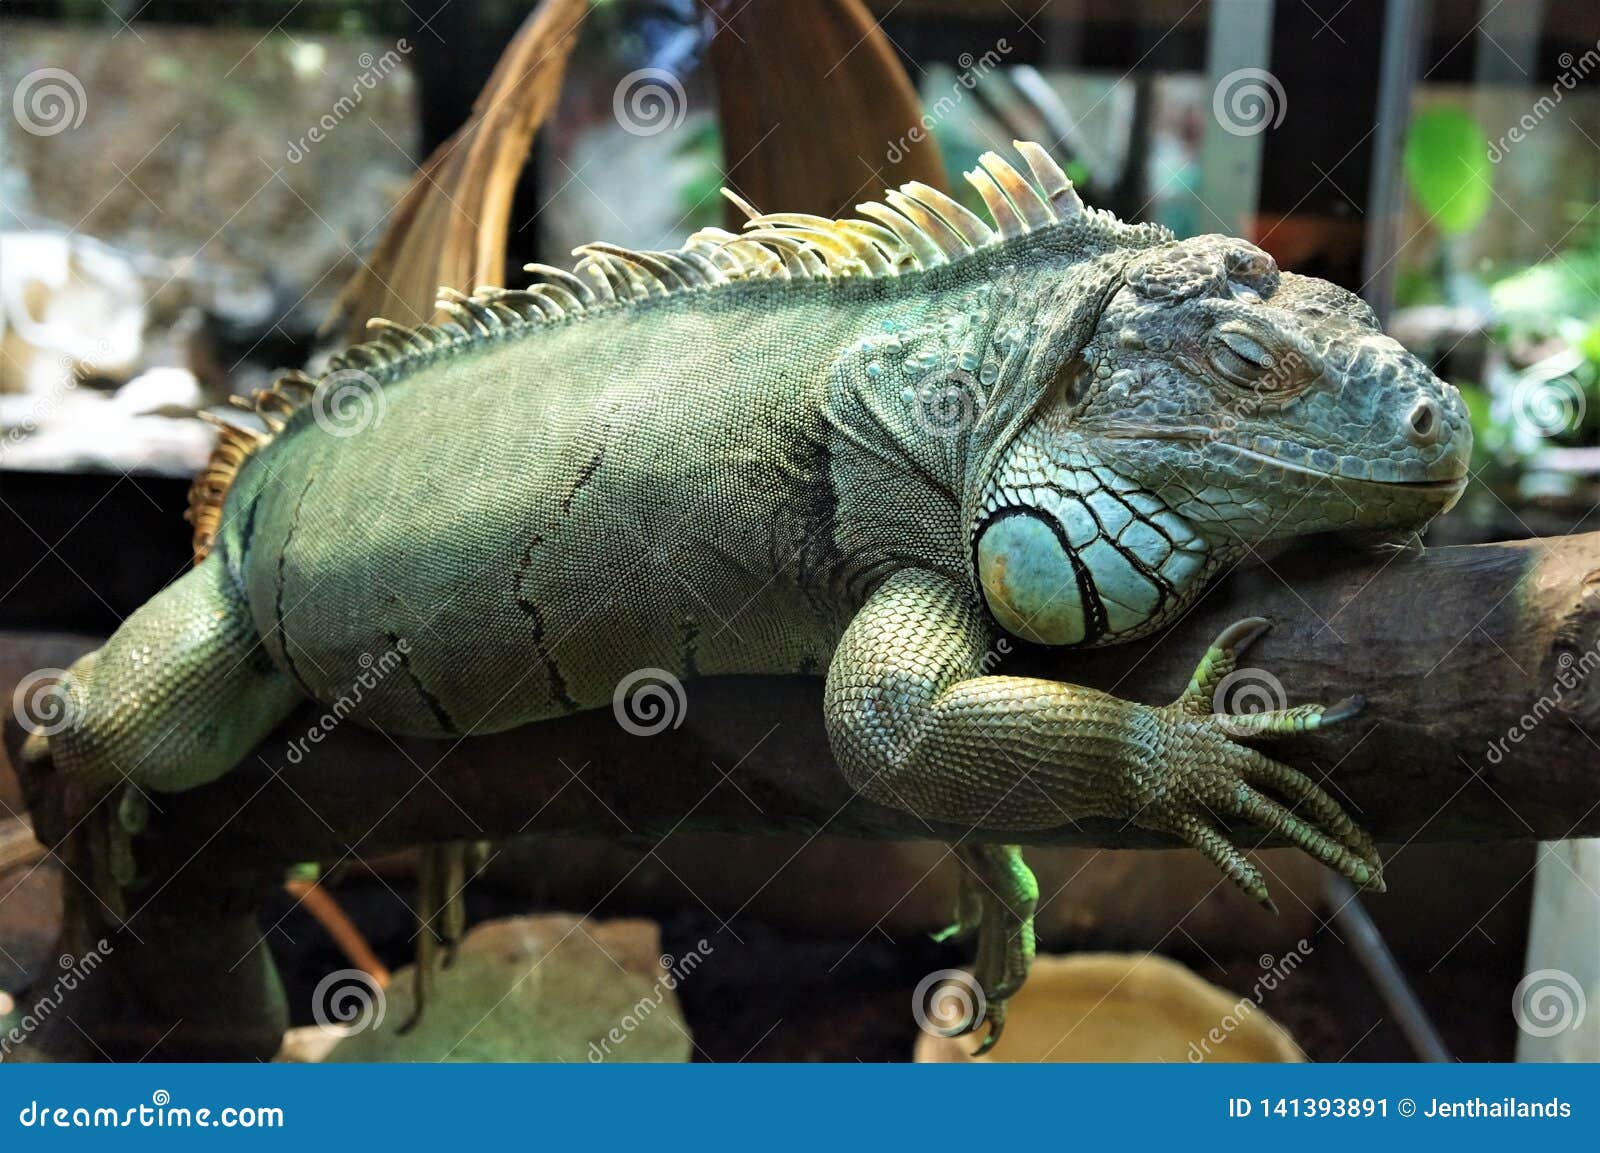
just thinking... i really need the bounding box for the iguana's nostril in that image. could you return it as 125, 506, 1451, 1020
1406, 398, 1442, 445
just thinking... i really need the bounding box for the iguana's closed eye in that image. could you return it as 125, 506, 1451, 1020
1207, 322, 1312, 393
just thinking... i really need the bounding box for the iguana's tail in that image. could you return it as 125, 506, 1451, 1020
30, 555, 302, 802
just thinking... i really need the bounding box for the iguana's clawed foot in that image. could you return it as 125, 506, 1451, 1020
930, 855, 984, 944
942, 843, 1036, 1055
1142, 617, 1385, 910
401, 840, 488, 1033
81, 783, 156, 924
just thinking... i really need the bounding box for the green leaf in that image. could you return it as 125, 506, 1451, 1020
1403, 108, 1492, 235
1580, 320, 1600, 366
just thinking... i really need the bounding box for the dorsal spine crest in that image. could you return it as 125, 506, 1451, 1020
185, 142, 1173, 562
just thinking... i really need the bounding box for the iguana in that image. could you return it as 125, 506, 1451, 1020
25, 142, 1470, 1049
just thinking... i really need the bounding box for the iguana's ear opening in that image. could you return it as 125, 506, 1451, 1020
1125, 237, 1279, 304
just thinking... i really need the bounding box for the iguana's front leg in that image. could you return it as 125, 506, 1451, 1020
824, 567, 1380, 1048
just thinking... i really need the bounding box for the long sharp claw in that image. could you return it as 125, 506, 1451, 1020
943, 845, 1035, 1057
1176, 815, 1272, 907
1214, 616, 1273, 653
1312, 694, 1364, 728
1237, 750, 1380, 870
1236, 783, 1386, 894
1164, 657, 1387, 918
971, 1002, 1005, 1056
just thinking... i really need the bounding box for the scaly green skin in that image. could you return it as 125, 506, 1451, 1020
34, 146, 1471, 1049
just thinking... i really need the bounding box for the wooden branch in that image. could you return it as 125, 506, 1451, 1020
282, 881, 391, 988
9, 533, 1599, 1061
15, 535, 1600, 876
325, 0, 588, 343
705, 0, 949, 224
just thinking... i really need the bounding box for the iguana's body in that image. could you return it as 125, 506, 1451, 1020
229, 268, 953, 733
33, 145, 1471, 1047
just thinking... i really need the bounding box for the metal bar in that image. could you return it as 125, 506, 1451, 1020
1197, 0, 1275, 239
1324, 873, 1453, 1063
1472, 0, 1544, 86
1360, 0, 1429, 325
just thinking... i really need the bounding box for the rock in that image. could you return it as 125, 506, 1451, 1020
109, 366, 203, 416
0, 232, 144, 396
0, 372, 213, 474
301, 915, 692, 1063
274, 1026, 342, 1064
913, 952, 1304, 1063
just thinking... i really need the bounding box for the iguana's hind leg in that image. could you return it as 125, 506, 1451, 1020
22, 556, 302, 901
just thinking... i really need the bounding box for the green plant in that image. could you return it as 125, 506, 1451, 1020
1402, 107, 1492, 235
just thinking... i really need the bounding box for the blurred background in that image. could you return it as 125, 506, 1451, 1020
2, 0, 1597, 1062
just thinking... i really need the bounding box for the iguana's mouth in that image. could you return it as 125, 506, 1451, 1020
1386, 477, 1471, 491
1219, 441, 1468, 491
1096, 424, 1212, 442
1095, 424, 1468, 491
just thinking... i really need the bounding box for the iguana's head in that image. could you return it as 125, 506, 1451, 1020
974, 234, 1470, 647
